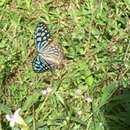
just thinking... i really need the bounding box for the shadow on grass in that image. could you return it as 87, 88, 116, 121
102, 88, 130, 130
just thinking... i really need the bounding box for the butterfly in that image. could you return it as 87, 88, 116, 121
32, 22, 64, 73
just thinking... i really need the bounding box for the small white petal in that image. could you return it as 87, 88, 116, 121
41, 87, 52, 96
47, 87, 52, 93
41, 90, 47, 95
86, 97, 93, 103
14, 108, 21, 116
10, 121, 15, 127
6, 115, 11, 121
74, 89, 82, 98
77, 111, 82, 116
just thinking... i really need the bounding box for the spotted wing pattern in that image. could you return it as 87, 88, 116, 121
32, 54, 50, 73
32, 22, 64, 73
34, 22, 51, 51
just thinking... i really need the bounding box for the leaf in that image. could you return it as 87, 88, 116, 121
55, 93, 65, 106
22, 92, 41, 111
0, 103, 11, 114
99, 81, 118, 107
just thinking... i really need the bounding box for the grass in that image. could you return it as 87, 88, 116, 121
0, 0, 130, 130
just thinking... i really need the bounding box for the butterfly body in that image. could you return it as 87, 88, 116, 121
32, 22, 64, 73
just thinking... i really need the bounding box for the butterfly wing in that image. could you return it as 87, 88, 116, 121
34, 23, 51, 51
40, 44, 64, 69
32, 54, 51, 73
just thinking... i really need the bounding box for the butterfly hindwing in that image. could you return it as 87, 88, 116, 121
41, 44, 64, 69
32, 54, 51, 73
34, 23, 51, 51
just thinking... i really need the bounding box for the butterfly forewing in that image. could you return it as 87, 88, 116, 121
35, 23, 51, 51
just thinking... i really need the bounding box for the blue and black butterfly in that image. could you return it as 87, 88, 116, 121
32, 22, 64, 73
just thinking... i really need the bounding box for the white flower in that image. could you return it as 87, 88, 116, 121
77, 110, 82, 116
85, 97, 93, 103
41, 87, 52, 96
6, 108, 27, 128
74, 89, 82, 98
